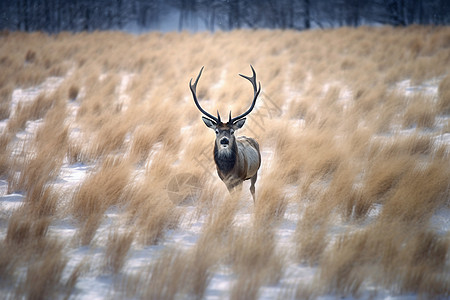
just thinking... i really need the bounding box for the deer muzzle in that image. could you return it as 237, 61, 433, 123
220, 137, 229, 145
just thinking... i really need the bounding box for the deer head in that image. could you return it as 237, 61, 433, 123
190, 65, 261, 151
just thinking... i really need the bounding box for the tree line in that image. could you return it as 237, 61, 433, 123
0, 0, 449, 33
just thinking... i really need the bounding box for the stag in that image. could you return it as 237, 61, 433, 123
190, 65, 262, 201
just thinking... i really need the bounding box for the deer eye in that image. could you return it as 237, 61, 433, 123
230, 129, 235, 135
215, 128, 219, 135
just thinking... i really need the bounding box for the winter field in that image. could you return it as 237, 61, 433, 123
0, 27, 449, 299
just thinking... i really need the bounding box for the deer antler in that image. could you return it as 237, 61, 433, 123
230, 65, 261, 123
190, 66, 219, 123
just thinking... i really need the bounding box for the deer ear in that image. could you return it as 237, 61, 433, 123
202, 116, 216, 129
233, 118, 246, 129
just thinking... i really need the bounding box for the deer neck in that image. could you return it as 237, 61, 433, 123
214, 140, 237, 174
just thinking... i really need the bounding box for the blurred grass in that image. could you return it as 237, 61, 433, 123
0, 26, 449, 299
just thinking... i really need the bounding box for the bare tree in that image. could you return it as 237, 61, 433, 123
0, 0, 448, 33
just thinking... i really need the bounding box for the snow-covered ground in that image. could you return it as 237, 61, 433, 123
1, 71, 449, 299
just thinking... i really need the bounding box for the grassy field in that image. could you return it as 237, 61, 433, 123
0, 26, 450, 299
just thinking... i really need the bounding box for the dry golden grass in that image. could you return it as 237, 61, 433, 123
75, 212, 104, 246
0, 84, 13, 120
402, 94, 436, 129
318, 220, 450, 298
129, 124, 159, 163
140, 249, 188, 299
104, 229, 134, 274
121, 162, 181, 245
253, 172, 288, 228
295, 217, 329, 266
17, 238, 68, 300
71, 156, 132, 222
1, 26, 450, 299
380, 159, 450, 224
226, 223, 284, 300
7, 91, 55, 134
122, 239, 219, 299
201, 193, 240, 241
2, 204, 76, 300
438, 74, 450, 114
0, 132, 12, 177
7, 97, 68, 195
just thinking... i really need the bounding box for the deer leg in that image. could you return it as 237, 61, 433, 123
250, 173, 257, 202
225, 180, 242, 197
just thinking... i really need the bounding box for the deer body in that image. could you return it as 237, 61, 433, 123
214, 135, 261, 193
190, 66, 262, 200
